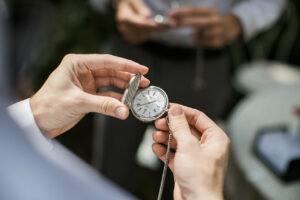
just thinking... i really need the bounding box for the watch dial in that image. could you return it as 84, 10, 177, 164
132, 87, 168, 120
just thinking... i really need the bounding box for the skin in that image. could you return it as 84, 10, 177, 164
115, 0, 165, 44
30, 54, 150, 138
153, 104, 230, 200
167, 7, 242, 49
29, 54, 230, 199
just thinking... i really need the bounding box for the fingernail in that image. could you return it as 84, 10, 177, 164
115, 107, 127, 118
170, 106, 183, 116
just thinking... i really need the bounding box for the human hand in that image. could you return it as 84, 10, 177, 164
30, 54, 149, 138
115, 0, 164, 44
167, 7, 242, 49
153, 104, 230, 200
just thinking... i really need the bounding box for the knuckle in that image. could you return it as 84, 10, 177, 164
98, 98, 117, 114
108, 69, 116, 77
98, 98, 111, 113
193, 110, 205, 126
63, 54, 80, 70
101, 54, 112, 67
101, 54, 111, 59
225, 135, 231, 148
171, 119, 189, 135
63, 54, 76, 62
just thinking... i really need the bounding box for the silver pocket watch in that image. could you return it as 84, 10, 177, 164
153, 14, 170, 26
122, 73, 171, 200
122, 73, 169, 122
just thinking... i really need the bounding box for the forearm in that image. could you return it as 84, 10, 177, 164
231, 0, 286, 40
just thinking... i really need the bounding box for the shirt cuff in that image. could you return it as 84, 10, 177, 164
7, 99, 53, 152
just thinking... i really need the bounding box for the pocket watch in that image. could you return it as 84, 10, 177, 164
122, 73, 169, 123
122, 73, 172, 200
153, 14, 170, 26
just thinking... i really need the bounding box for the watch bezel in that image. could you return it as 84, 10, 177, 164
130, 86, 169, 123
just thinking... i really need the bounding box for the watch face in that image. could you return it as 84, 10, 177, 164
131, 86, 168, 122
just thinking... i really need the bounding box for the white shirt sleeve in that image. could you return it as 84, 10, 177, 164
7, 99, 53, 152
232, 0, 286, 40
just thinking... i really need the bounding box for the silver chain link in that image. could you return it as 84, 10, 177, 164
157, 116, 173, 200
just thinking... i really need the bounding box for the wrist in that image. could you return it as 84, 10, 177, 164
30, 94, 52, 138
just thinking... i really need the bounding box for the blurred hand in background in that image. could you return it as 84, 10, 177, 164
153, 105, 230, 200
30, 54, 150, 138
115, 0, 165, 44
168, 7, 242, 49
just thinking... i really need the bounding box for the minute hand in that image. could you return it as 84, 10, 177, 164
138, 100, 157, 107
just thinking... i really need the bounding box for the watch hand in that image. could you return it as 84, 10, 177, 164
138, 100, 157, 107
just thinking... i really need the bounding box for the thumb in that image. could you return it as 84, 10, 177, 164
82, 93, 129, 119
168, 106, 197, 147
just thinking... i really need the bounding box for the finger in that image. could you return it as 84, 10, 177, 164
68, 54, 149, 75
168, 7, 217, 19
178, 17, 214, 27
169, 103, 216, 133
155, 118, 168, 131
153, 131, 177, 149
122, 18, 163, 29
168, 104, 230, 148
152, 143, 175, 172
168, 106, 198, 148
191, 126, 202, 140
117, 4, 159, 29
95, 70, 150, 87
169, 103, 226, 140
173, 182, 182, 200
95, 76, 150, 90
94, 69, 133, 80
202, 26, 223, 38
95, 77, 129, 89
176, 15, 222, 28
81, 93, 129, 119
97, 91, 123, 101
197, 38, 224, 49
155, 105, 211, 132
155, 118, 202, 140
129, 0, 152, 17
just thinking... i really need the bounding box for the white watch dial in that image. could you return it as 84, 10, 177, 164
131, 86, 168, 121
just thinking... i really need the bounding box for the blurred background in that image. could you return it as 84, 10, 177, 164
7, 0, 300, 199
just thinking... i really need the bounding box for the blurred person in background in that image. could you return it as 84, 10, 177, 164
90, 0, 286, 198
0, 2, 230, 199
